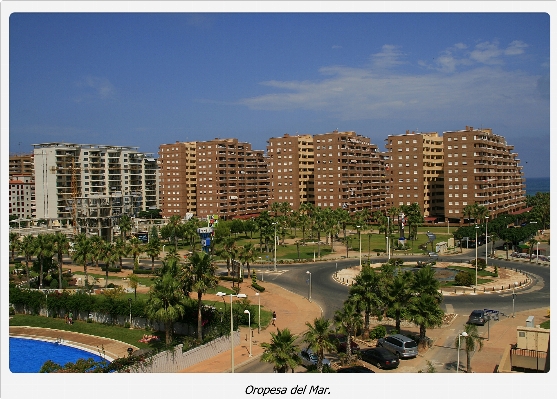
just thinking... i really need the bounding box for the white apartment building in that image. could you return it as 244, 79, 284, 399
33, 143, 159, 221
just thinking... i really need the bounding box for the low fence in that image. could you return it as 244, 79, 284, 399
129, 331, 240, 373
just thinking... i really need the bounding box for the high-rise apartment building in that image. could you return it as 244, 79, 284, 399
9, 174, 35, 220
33, 143, 159, 221
442, 126, 525, 222
9, 153, 35, 178
159, 138, 269, 220
312, 130, 386, 213
266, 133, 314, 209
385, 131, 444, 218
158, 141, 197, 218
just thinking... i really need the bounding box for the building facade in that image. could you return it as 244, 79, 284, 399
385, 131, 444, 219
312, 130, 386, 214
266, 133, 314, 209
9, 174, 36, 220
9, 153, 35, 178
33, 143, 159, 222
442, 126, 525, 222
158, 141, 198, 218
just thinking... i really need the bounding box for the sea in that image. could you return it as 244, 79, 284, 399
525, 177, 550, 197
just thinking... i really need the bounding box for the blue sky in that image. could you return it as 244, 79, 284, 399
8, 12, 550, 178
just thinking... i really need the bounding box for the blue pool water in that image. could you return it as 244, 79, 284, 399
10, 337, 108, 373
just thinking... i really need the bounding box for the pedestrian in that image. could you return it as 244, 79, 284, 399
68, 311, 73, 325
272, 311, 276, 326
64, 314, 68, 324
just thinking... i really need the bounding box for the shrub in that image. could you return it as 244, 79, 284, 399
124, 322, 131, 329
251, 282, 265, 292
369, 325, 387, 340
469, 258, 487, 270
454, 270, 473, 286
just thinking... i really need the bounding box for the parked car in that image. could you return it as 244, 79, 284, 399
428, 252, 439, 259
377, 334, 418, 358
360, 347, 400, 370
337, 365, 375, 373
467, 309, 488, 326
329, 334, 360, 354
300, 348, 331, 368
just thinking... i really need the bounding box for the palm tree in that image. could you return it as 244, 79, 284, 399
463, 204, 476, 225
527, 238, 538, 262
349, 264, 383, 339
9, 232, 20, 263
145, 226, 162, 273
260, 328, 301, 373
100, 241, 119, 288
118, 214, 132, 241
238, 243, 256, 280
72, 234, 93, 289
145, 271, 188, 345
333, 299, 363, 364
161, 215, 183, 250
19, 234, 35, 288
128, 237, 144, 271
408, 294, 444, 346
303, 317, 336, 372
386, 269, 414, 332
185, 251, 218, 341
113, 238, 129, 271
34, 233, 54, 289
88, 235, 104, 271
52, 232, 70, 289
454, 323, 484, 373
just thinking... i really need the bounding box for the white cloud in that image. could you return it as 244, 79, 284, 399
504, 40, 528, 56
370, 44, 407, 69
73, 76, 116, 102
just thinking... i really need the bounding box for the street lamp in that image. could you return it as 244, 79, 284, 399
485, 216, 489, 268
255, 292, 261, 334
356, 225, 362, 266
512, 282, 518, 318
272, 222, 277, 272
216, 292, 247, 373
457, 331, 468, 373
386, 216, 390, 260
475, 225, 479, 289
536, 242, 540, 264
306, 271, 312, 302
128, 298, 132, 329
244, 310, 252, 357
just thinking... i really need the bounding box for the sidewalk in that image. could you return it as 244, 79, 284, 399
179, 278, 322, 373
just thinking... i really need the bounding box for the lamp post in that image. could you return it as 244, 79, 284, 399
537, 241, 540, 264
306, 271, 312, 302
457, 331, 468, 373
356, 225, 362, 266
386, 216, 390, 260
475, 225, 479, 289
485, 216, 489, 268
216, 292, 247, 373
272, 222, 277, 272
255, 292, 261, 334
512, 282, 518, 318
244, 310, 252, 357
128, 298, 132, 329
162, 245, 165, 257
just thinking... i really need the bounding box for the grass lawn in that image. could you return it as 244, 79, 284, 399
540, 320, 550, 329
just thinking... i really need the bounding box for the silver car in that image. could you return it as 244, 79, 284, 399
300, 348, 331, 368
377, 334, 418, 358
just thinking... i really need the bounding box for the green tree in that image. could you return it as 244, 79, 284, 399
185, 251, 218, 341
118, 215, 132, 241
349, 264, 383, 339
260, 328, 301, 373
113, 238, 129, 271
386, 269, 413, 332
145, 264, 188, 345
34, 233, 55, 289
145, 226, 162, 273
333, 299, 363, 364
19, 234, 36, 288
100, 241, 119, 288
160, 215, 183, 250
303, 317, 336, 373
128, 273, 140, 300
52, 232, 70, 289
72, 234, 93, 289
9, 232, 20, 263
128, 237, 144, 271
239, 242, 256, 280
455, 323, 484, 373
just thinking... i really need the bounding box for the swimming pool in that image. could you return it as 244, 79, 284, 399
10, 337, 109, 373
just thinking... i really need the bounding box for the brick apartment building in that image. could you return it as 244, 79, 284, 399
385, 131, 444, 219
385, 126, 526, 224
266, 133, 314, 209
159, 138, 269, 220
442, 126, 525, 223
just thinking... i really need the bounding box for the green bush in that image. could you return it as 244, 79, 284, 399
251, 282, 265, 292
454, 270, 473, 286
370, 325, 387, 340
